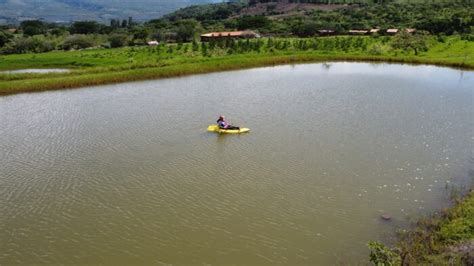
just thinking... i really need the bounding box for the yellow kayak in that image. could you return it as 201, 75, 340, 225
207, 125, 250, 134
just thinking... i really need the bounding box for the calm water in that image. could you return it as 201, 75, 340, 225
0, 68, 70, 74
1, 63, 473, 265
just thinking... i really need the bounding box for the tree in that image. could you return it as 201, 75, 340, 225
108, 34, 129, 48
192, 40, 199, 52
175, 20, 199, 42
0, 30, 13, 47
392, 31, 429, 55
176, 25, 194, 43
50, 27, 68, 36
70, 21, 101, 35
132, 27, 149, 44
20, 20, 47, 36
147, 19, 168, 30
214, 6, 233, 20
152, 30, 165, 42
110, 19, 120, 29
121, 20, 128, 28
237, 16, 270, 30
201, 42, 208, 56
292, 21, 319, 37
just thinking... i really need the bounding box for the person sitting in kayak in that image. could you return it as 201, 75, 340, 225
217, 116, 240, 130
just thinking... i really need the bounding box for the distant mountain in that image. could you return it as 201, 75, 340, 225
0, 0, 223, 24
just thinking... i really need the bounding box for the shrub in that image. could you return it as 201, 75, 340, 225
460, 34, 474, 42
368, 43, 385, 55
368, 241, 401, 266
61, 35, 96, 50
0, 30, 13, 47
108, 34, 129, 48
1, 36, 55, 54
291, 21, 319, 37
69, 21, 101, 34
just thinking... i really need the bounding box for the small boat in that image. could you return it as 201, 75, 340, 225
207, 125, 250, 134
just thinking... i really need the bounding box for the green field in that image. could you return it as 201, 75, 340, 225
1, 36, 473, 95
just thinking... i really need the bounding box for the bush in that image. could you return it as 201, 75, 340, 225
460, 34, 474, 42
108, 34, 129, 48
437, 33, 446, 43
237, 16, 270, 30
368, 43, 385, 55
368, 241, 401, 266
61, 35, 96, 50
70, 21, 101, 34
0, 30, 13, 47
1, 36, 55, 54
292, 21, 319, 37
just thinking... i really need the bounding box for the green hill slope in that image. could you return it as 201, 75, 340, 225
0, 0, 219, 23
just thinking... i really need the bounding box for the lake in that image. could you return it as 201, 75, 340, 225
1, 62, 473, 265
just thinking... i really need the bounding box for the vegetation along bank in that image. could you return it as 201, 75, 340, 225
369, 187, 474, 265
0, 34, 473, 95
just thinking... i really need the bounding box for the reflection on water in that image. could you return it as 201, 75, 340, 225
0, 63, 473, 265
0, 68, 70, 74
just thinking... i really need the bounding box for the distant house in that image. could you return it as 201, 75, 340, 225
405, 28, 416, 33
147, 40, 159, 46
348, 30, 368, 35
200, 31, 260, 42
6, 28, 17, 33
386, 29, 399, 35
318, 29, 335, 36
370, 29, 380, 34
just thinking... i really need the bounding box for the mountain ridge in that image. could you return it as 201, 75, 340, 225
0, 0, 222, 24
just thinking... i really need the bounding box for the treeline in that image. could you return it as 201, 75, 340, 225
198, 36, 378, 55
151, 32, 429, 58
0, 18, 202, 54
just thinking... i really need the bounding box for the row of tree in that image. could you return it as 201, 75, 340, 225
127, 33, 428, 59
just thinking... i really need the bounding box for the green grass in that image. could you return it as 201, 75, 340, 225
438, 194, 474, 243
397, 190, 474, 265
0, 36, 473, 95
369, 187, 473, 265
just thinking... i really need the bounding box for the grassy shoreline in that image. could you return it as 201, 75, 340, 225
369, 188, 474, 265
1, 37, 473, 96
1, 53, 473, 96
399, 189, 474, 264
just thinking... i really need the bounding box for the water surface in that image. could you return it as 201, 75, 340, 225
0, 68, 70, 74
1, 63, 473, 265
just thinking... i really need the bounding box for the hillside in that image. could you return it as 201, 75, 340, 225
164, 1, 354, 20
0, 0, 220, 24
162, 1, 472, 36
